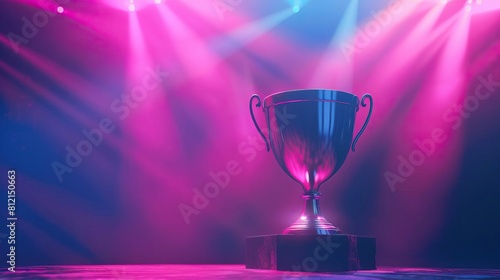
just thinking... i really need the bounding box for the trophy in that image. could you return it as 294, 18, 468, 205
245, 89, 375, 272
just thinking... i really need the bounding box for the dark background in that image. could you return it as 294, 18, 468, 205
0, 0, 499, 268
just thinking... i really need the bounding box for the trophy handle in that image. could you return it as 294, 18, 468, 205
250, 94, 270, 151
352, 93, 373, 152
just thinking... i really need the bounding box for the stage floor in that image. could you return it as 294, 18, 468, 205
1, 265, 499, 279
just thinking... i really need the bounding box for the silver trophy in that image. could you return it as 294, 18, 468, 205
250, 89, 373, 235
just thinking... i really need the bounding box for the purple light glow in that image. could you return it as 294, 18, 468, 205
1, 0, 499, 268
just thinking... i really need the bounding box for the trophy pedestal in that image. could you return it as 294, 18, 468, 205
245, 234, 375, 272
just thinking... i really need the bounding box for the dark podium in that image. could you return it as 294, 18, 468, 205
246, 234, 376, 272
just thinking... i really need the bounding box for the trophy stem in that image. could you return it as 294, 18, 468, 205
283, 191, 341, 235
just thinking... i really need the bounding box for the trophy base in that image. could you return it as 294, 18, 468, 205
245, 234, 375, 272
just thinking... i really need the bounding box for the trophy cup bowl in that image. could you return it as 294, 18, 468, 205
250, 89, 373, 235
